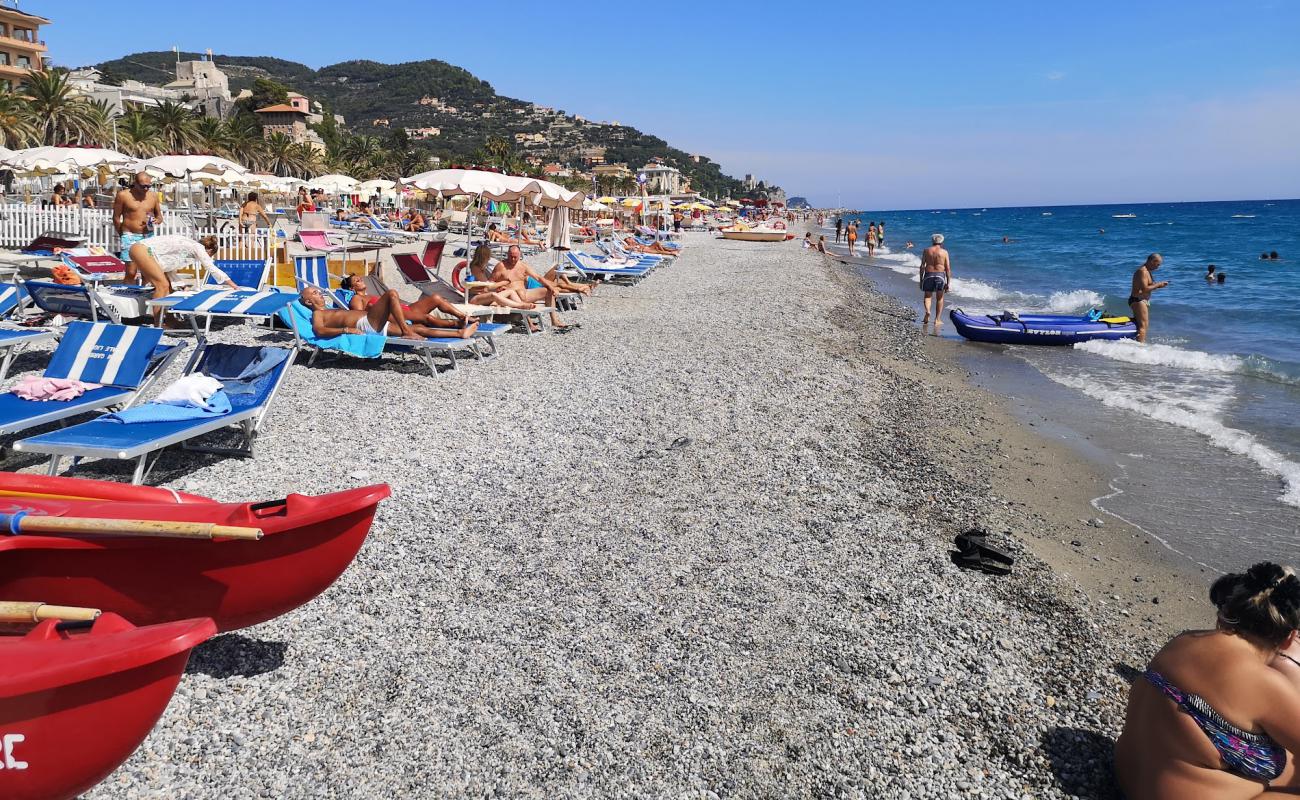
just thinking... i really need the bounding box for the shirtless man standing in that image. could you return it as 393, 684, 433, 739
491, 245, 576, 331
919, 233, 952, 326
299, 285, 448, 340
1128, 253, 1169, 343
113, 171, 163, 263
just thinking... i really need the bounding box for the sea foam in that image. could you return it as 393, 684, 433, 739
1046, 373, 1300, 508
1074, 340, 1244, 373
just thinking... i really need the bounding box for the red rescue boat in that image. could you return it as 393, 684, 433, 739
0, 610, 215, 800
0, 475, 391, 631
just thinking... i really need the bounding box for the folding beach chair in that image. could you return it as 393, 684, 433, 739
293, 253, 348, 305
298, 229, 344, 254
277, 298, 488, 376
163, 288, 298, 348
15, 340, 296, 484
23, 280, 153, 325
0, 321, 184, 438
209, 259, 270, 290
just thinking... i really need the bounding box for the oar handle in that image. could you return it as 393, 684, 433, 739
0, 512, 263, 541
0, 601, 101, 623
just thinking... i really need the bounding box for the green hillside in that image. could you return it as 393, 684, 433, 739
90, 52, 768, 199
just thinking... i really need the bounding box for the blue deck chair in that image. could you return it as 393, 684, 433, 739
0, 283, 52, 381
0, 321, 184, 438
600, 240, 669, 265
277, 298, 485, 376
24, 279, 154, 325
563, 252, 653, 285
293, 254, 350, 307
164, 288, 297, 349
14, 341, 295, 485
209, 258, 269, 289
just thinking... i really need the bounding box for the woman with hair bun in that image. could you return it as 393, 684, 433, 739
1116, 562, 1300, 798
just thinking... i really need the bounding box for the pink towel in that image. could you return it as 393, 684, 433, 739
11, 375, 102, 401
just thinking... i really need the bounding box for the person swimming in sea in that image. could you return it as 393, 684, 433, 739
1206, 264, 1217, 282
1002, 235, 1017, 244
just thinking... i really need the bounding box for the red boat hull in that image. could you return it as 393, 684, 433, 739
0, 613, 215, 800
0, 477, 391, 631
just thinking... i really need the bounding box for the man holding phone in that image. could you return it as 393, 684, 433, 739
1128, 253, 1169, 343
112, 171, 164, 261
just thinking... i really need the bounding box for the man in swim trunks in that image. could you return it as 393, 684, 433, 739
919, 233, 951, 326
490, 245, 576, 331
1128, 253, 1168, 343
338, 274, 478, 338
113, 171, 163, 259
299, 285, 445, 340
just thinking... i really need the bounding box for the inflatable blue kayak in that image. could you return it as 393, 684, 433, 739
949, 309, 1138, 345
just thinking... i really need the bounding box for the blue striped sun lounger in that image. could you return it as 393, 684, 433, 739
0, 321, 184, 437
564, 252, 653, 285
14, 341, 295, 485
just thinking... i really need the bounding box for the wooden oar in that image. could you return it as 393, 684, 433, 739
0, 601, 101, 623
0, 512, 262, 541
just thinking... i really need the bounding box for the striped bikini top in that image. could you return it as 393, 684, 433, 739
1144, 669, 1286, 782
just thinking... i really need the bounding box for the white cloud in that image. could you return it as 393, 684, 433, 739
1046, 71, 1066, 81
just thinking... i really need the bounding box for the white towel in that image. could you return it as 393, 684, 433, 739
155, 374, 223, 407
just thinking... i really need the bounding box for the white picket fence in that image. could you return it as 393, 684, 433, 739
0, 203, 275, 261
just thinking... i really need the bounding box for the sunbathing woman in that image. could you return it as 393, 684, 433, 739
622, 236, 675, 257
486, 223, 540, 246
462, 244, 545, 309
299, 285, 475, 340
337, 274, 477, 337
1115, 561, 1300, 799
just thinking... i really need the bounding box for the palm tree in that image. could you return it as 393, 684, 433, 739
289, 143, 322, 178
343, 135, 383, 165
193, 116, 231, 158
0, 87, 36, 148
116, 111, 162, 157
390, 145, 429, 181
147, 101, 199, 153
74, 99, 115, 148
22, 69, 98, 146
223, 115, 264, 170
263, 131, 300, 177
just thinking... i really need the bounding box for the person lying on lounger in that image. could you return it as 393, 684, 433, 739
298, 285, 476, 340
460, 244, 543, 311
622, 236, 676, 256
486, 223, 540, 246
338, 274, 478, 336
467, 240, 593, 298
490, 245, 576, 332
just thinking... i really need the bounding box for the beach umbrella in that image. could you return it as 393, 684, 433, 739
137, 154, 250, 227
312, 173, 360, 195
404, 169, 544, 273
6, 145, 134, 176
596, 196, 618, 204
620, 198, 641, 208
582, 199, 609, 212
546, 205, 572, 270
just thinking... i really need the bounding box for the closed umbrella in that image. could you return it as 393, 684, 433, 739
546, 205, 572, 270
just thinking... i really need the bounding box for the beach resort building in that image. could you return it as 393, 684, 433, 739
68, 54, 235, 117
0, 1, 48, 89
640, 162, 685, 195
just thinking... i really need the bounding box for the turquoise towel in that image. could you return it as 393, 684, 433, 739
104, 390, 232, 424
279, 301, 386, 358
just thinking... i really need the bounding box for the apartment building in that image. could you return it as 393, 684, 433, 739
0, 1, 49, 89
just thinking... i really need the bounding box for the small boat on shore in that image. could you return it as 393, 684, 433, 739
0, 475, 391, 631
1, 608, 215, 800
949, 309, 1138, 345
719, 223, 791, 242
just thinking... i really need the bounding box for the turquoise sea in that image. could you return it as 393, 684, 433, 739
823, 200, 1300, 573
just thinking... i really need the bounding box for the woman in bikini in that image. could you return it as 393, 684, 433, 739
1116, 561, 1300, 798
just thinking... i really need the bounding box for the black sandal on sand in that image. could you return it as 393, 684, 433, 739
951, 528, 1013, 575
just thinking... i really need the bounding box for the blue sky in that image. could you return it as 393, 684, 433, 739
36, 0, 1300, 208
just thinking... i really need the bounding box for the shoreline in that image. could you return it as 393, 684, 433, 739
813, 241, 1212, 640
30, 228, 1219, 797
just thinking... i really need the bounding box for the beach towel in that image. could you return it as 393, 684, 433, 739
155, 374, 223, 407
10, 376, 101, 401
279, 301, 386, 358
103, 389, 232, 424
200, 345, 293, 395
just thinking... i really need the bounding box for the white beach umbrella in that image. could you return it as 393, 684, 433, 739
403, 168, 539, 202
6, 145, 134, 176
546, 205, 572, 269
531, 179, 584, 210
582, 199, 609, 212
137, 153, 249, 178
357, 178, 396, 193
312, 173, 360, 194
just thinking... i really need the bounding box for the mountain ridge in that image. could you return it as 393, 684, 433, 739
90, 51, 774, 199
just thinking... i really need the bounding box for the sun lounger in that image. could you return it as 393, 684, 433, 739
0, 321, 183, 438
563, 252, 653, 285
390, 251, 550, 335
208, 258, 269, 289
357, 274, 509, 360
15, 340, 295, 484
23, 279, 154, 325
277, 298, 486, 376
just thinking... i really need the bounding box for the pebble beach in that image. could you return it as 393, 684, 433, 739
4, 231, 1206, 798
